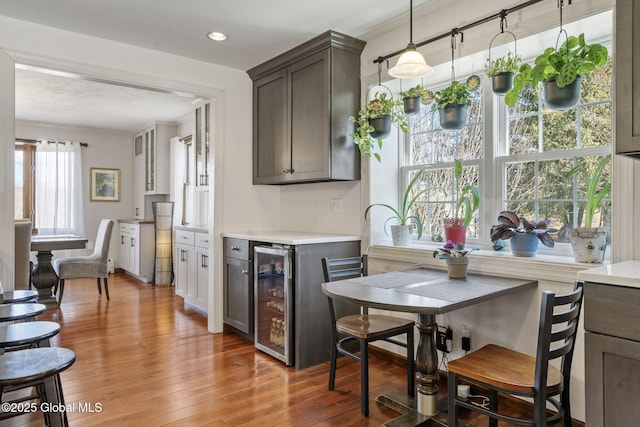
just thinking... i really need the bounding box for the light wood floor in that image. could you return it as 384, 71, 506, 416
4, 272, 423, 426
5, 272, 572, 427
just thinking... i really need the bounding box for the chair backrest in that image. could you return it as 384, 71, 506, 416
93, 219, 114, 262
322, 255, 368, 319
321, 255, 368, 283
14, 221, 33, 289
534, 281, 584, 393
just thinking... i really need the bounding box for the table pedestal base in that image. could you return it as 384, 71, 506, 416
376, 391, 471, 427
31, 250, 59, 309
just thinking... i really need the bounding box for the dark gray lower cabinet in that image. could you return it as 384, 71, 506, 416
584, 282, 640, 426
223, 238, 253, 341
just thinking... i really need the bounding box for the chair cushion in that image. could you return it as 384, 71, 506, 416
336, 314, 414, 339
447, 344, 563, 394
54, 255, 107, 279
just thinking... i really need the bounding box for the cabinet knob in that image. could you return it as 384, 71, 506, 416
241, 269, 249, 275
281, 168, 295, 174
231, 246, 240, 251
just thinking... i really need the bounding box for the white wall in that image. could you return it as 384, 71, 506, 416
15, 121, 132, 264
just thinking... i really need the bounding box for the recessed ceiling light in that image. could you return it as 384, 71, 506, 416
207, 32, 227, 41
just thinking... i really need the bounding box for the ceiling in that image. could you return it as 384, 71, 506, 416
3, 0, 435, 132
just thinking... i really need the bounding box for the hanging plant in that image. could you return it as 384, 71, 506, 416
400, 84, 425, 115
434, 81, 471, 131
485, 51, 521, 95
349, 91, 408, 162
505, 33, 608, 109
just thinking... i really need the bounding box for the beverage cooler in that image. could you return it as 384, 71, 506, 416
254, 245, 294, 365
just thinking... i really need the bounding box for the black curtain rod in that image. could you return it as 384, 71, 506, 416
374, 0, 545, 64
16, 137, 88, 147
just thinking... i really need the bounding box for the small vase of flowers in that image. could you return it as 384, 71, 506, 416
433, 241, 476, 279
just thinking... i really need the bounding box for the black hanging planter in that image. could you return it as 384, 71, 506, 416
369, 115, 392, 139
491, 72, 515, 95
403, 96, 422, 115
542, 76, 581, 111
438, 105, 468, 131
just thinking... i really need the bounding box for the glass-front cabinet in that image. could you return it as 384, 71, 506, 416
195, 101, 210, 190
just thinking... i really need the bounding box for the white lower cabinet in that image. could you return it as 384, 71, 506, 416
118, 222, 154, 282
174, 229, 208, 313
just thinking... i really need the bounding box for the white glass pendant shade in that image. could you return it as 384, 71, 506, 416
388, 44, 433, 78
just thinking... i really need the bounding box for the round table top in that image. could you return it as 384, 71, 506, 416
2, 290, 39, 303
0, 303, 46, 322
0, 321, 60, 349
0, 347, 76, 386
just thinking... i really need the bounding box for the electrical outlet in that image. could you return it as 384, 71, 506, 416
462, 336, 471, 352
437, 326, 452, 353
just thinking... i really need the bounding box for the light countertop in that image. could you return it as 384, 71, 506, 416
577, 260, 640, 288
118, 219, 154, 225
222, 230, 360, 245
175, 225, 208, 233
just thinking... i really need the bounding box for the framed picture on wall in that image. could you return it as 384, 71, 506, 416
90, 167, 120, 202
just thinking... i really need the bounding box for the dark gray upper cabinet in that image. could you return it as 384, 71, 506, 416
248, 30, 366, 184
615, 0, 640, 158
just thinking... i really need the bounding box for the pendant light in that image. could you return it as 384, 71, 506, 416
388, 0, 433, 79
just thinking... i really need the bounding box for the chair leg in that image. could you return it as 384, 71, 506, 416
406, 328, 415, 397
489, 389, 498, 427
448, 371, 459, 427
57, 279, 65, 304
360, 339, 369, 417
97, 278, 102, 295
562, 380, 572, 427
328, 331, 338, 391
103, 278, 110, 300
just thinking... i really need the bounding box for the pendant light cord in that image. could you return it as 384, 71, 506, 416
409, 0, 414, 44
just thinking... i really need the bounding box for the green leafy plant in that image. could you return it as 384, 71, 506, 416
484, 51, 522, 77
400, 84, 425, 99
453, 159, 480, 227
505, 33, 608, 106
364, 168, 427, 238
434, 81, 471, 109
490, 210, 557, 248
349, 92, 408, 162
566, 154, 611, 228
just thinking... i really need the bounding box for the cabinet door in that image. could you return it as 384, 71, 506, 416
128, 233, 140, 276
253, 69, 289, 184
144, 127, 156, 194
133, 154, 145, 219
195, 247, 209, 311
195, 102, 211, 189
175, 244, 193, 298
289, 49, 330, 182
119, 231, 131, 272
585, 331, 640, 426
615, 0, 640, 156
223, 256, 252, 334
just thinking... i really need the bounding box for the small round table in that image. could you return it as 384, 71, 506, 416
0, 303, 46, 323
0, 321, 60, 353
2, 290, 39, 304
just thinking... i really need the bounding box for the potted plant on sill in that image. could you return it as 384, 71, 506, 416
505, 33, 608, 110
566, 154, 611, 263
434, 81, 471, 131
400, 84, 425, 115
443, 159, 480, 245
349, 92, 408, 162
433, 241, 477, 279
485, 51, 521, 95
364, 168, 427, 246
490, 210, 557, 257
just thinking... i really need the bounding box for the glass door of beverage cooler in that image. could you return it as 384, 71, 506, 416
254, 245, 293, 365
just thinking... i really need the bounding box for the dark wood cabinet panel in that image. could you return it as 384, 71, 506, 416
615, 0, 640, 157
248, 30, 365, 184
584, 281, 640, 426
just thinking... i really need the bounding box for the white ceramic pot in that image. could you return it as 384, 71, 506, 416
569, 227, 607, 263
390, 224, 412, 246
446, 257, 469, 279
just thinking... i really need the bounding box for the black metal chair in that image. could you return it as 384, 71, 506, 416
321, 255, 415, 416
447, 281, 584, 427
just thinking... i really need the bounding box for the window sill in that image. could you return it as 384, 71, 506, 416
366, 241, 606, 284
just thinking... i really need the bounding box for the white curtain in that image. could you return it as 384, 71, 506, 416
35, 141, 85, 236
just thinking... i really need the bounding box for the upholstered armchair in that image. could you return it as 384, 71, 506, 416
53, 219, 114, 304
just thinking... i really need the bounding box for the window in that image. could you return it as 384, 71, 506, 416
400, 12, 613, 253
15, 140, 85, 236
